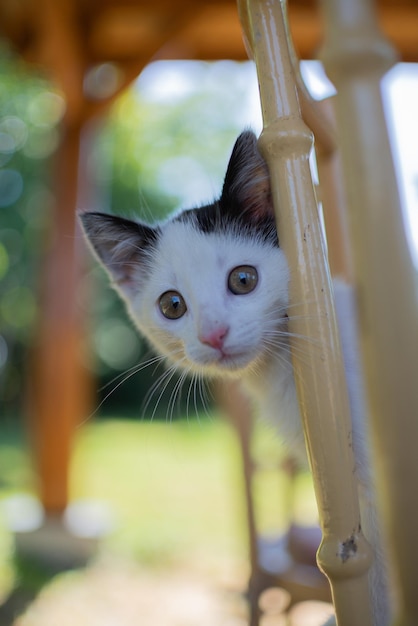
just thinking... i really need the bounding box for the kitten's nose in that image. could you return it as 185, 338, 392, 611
199, 326, 229, 350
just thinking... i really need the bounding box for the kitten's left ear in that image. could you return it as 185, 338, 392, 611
80, 211, 158, 297
220, 130, 273, 220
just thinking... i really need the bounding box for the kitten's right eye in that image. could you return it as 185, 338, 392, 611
159, 291, 187, 320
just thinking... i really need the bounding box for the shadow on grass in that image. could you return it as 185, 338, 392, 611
0, 553, 83, 626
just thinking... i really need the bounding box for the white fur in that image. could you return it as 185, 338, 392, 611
86, 212, 390, 625
119, 221, 391, 626
80, 128, 392, 623
124, 221, 289, 376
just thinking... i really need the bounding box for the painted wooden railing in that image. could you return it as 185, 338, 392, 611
319, 1, 418, 624
238, 0, 418, 624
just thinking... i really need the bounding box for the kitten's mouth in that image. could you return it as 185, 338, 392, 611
216, 349, 254, 371
188, 346, 257, 373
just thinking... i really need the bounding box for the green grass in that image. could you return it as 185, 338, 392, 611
71, 417, 249, 569
0, 415, 317, 599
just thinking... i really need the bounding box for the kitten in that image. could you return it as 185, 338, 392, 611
80, 131, 390, 625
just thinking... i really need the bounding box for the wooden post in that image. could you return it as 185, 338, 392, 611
19, 0, 146, 526
319, 0, 418, 623
283, 29, 353, 283
238, 1, 374, 624
28, 123, 87, 514
216, 380, 263, 626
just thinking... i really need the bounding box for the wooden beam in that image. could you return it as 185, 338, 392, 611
1, 1, 417, 68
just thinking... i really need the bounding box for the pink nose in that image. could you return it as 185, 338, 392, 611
199, 326, 229, 350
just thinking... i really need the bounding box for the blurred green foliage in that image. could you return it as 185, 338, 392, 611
0, 46, 260, 418
0, 45, 62, 414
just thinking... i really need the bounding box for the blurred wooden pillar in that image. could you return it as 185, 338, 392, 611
29, 122, 87, 513
19, 0, 146, 519
216, 381, 262, 626
319, 0, 418, 623
19, 0, 86, 517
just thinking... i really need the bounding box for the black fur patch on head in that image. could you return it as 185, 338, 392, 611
175, 131, 278, 246
175, 201, 278, 246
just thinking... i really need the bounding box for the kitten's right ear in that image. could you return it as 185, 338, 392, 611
79, 212, 158, 296
221, 130, 273, 222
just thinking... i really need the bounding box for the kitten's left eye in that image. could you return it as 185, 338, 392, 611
159, 291, 187, 319
228, 265, 258, 295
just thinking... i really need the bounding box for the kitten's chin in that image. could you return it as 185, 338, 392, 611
218, 352, 255, 371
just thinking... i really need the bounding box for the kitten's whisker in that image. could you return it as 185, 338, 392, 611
80, 354, 167, 426
137, 189, 154, 224
142, 364, 177, 417
282, 297, 326, 312
268, 329, 323, 349
149, 364, 181, 422
261, 342, 294, 369
285, 312, 328, 321
185, 374, 194, 423
264, 310, 327, 327
98, 353, 161, 392
148, 348, 183, 377
265, 335, 338, 391
193, 372, 199, 419
201, 375, 213, 407
198, 374, 212, 421
265, 338, 316, 365
167, 367, 189, 423
262, 337, 315, 370
263, 339, 316, 361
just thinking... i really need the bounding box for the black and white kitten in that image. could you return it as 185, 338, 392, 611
80, 131, 390, 626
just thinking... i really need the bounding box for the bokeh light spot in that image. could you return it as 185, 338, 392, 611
0, 169, 23, 207
0, 243, 9, 279
27, 91, 66, 127
94, 320, 141, 369
0, 116, 28, 153
1, 286, 37, 329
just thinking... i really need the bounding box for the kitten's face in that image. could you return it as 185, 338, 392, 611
80, 131, 290, 378
128, 220, 289, 376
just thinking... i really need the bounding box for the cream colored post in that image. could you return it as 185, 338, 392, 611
314, 98, 353, 283
320, 1, 418, 624
287, 28, 353, 283
238, 1, 374, 624
286, 31, 353, 282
